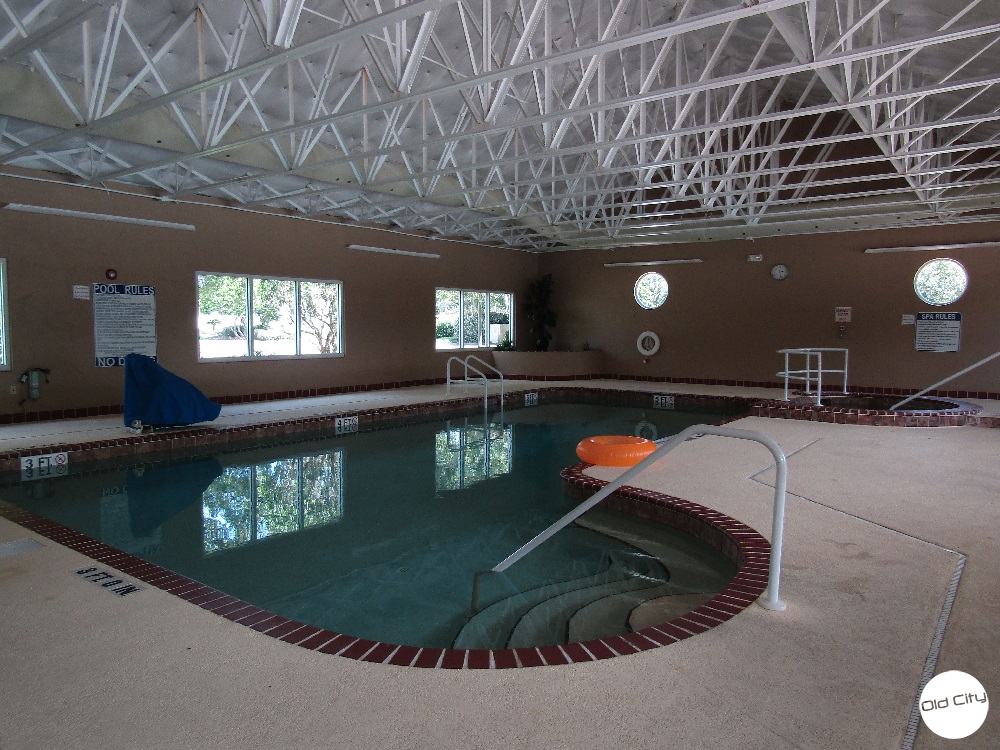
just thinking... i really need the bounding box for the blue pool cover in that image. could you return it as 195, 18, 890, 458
123, 353, 221, 428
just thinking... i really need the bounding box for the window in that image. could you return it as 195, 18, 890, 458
0, 259, 9, 370
634, 272, 669, 309
913, 258, 968, 306
197, 273, 342, 360
435, 288, 513, 350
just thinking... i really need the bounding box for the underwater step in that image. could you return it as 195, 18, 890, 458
575, 507, 736, 590
506, 575, 668, 649
454, 556, 631, 649
627, 592, 716, 632
567, 582, 692, 643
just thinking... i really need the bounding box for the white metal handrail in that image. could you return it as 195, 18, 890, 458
890, 350, 1000, 410
492, 424, 789, 612
447, 355, 505, 405
447, 355, 488, 401
464, 355, 505, 406
447, 355, 506, 420
777, 347, 849, 405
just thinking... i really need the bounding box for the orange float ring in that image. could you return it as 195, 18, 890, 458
576, 435, 657, 467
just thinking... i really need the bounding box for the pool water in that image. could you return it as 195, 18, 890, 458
3, 403, 739, 649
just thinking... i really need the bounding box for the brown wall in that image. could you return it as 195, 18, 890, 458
3, 166, 1000, 417
540, 225, 1000, 393
0, 170, 539, 412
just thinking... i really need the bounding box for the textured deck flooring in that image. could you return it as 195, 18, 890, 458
0, 380, 997, 749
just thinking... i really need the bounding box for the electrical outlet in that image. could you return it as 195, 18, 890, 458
9, 385, 18, 395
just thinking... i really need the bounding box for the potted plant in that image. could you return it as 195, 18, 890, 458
495, 332, 515, 351
523, 273, 556, 351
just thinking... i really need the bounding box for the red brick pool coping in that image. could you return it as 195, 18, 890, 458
0, 464, 770, 668
9, 382, 989, 667
0, 387, 753, 472
0, 386, 994, 475
0, 381, 992, 669
749, 395, 999, 427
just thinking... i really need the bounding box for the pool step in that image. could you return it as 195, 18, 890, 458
506, 573, 676, 648
453, 507, 734, 650
562, 508, 733, 641
565, 582, 688, 643
453, 556, 632, 650
575, 507, 734, 591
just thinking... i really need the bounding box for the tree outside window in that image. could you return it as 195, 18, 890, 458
436, 288, 513, 350
198, 273, 342, 359
913, 258, 968, 306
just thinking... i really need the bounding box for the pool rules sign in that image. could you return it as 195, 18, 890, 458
93, 284, 157, 367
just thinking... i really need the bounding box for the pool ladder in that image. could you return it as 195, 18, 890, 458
446, 355, 505, 411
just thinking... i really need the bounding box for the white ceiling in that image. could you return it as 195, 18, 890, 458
1, 0, 999, 251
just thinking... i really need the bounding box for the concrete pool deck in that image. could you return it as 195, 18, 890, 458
0, 380, 997, 749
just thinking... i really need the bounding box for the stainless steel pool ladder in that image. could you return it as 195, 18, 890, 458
491, 424, 790, 612
446, 355, 505, 408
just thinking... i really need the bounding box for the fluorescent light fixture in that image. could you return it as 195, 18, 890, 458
3, 202, 195, 230
865, 241, 1000, 254
603, 258, 703, 267
345, 243, 439, 259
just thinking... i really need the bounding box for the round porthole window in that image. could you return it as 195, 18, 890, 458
913, 258, 968, 306
634, 272, 669, 309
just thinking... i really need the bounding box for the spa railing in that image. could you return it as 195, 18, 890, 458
777, 347, 849, 406
890, 350, 1000, 410
491, 424, 789, 612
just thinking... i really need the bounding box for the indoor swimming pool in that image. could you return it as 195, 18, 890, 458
0, 399, 747, 651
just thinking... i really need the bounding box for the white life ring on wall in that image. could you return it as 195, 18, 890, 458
637, 330, 660, 357
634, 420, 658, 441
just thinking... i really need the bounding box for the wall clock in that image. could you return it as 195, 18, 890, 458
770, 263, 789, 281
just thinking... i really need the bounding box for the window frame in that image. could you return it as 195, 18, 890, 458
196, 271, 344, 362
912, 257, 968, 307
634, 271, 669, 310
0, 259, 9, 371
435, 287, 514, 351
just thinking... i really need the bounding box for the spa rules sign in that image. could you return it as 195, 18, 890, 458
93, 284, 157, 366
915, 312, 962, 353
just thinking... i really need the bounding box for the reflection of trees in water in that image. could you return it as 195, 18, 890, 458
435, 422, 513, 492
202, 452, 342, 553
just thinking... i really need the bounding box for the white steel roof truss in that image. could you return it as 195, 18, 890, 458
142, 20, 1000, 210
2, 0, 1000, 250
